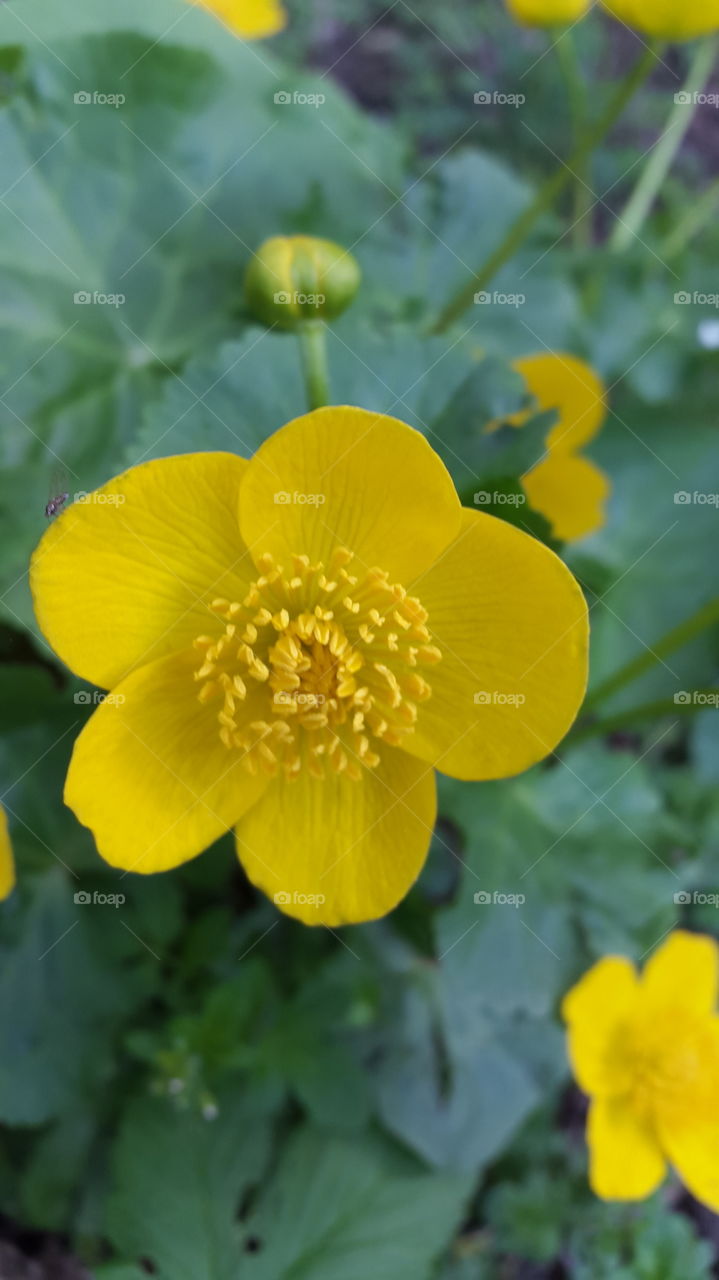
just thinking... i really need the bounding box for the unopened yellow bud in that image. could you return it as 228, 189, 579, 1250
245, 235, 361, 330
505, 0, 590, 25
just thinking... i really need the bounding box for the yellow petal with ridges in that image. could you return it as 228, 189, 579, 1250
514, 353, 607, 454
562, 956, 640, 1096
588, 1096, 666, 1201
601, 0, 719, 39
238, 407, 462, 586
194, 0, 286, 37
235, 748, 436, 926
65, 651, 269, 874
31, 454, 253, 691
0, 806, 15, 900
522, 452, 611, 542
641, 930, 719, 1016
399, 509, 588, 781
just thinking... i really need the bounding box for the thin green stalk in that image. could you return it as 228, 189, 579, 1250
569, 690, 719, 745
554, 28, 591, 248
610, 36, 719, 252
297, 321, 330, 410
662, 175, 719, 257
430, 43, 660, 334
586, 596, 719, 710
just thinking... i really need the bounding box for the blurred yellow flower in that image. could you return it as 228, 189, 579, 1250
511, 353, 611, 542
563, 931, 719, 1212
601, 0, 719, 39
31, 407, 588, 927
192, 0, 286, 38
0, 805, 15, 900
505, 0, 591, 26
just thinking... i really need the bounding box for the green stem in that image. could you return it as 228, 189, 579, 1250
610, 36, 719, 252
586, 596, 719, 709
430, 43, 660, 334
569, 690, 719, 745
661, 175, 719, 257
554, 28, 591, 248
297, 321, 330, 410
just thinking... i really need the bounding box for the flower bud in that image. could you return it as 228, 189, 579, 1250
505, 0, 590, 24
601, 0, 719, 39
245, 236, 361, 330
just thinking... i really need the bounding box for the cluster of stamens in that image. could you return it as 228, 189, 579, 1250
192, 548, 441, 782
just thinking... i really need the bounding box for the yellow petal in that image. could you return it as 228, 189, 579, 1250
513, 353, 607, 454
31, 454, 252, 691
235, 748, 436, 926
522, 452, 611, 542
660, 1104, 719, 1214
588, 1096, 666, 1201
505, 0, 590, 23
400, 508, 588, 780
0, 806, 15, 900
601, 0, 719, 39
562, 956, 640, 1096
193, 0, 286, 37
65, 651, 268, 873
641, 930, 719, 1016
238, 407, 462, 585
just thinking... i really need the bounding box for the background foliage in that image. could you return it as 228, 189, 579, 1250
0, 0, 718, 1275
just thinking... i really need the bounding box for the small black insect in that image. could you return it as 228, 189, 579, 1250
45, 491, 69, 519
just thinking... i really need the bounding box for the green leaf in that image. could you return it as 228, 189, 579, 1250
240, 1127, 472, 1280
107, 1088, 277, 1280
0, 29, 401, 632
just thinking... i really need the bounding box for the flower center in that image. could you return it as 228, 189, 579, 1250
625, 1007, 719, 1127
192, 548, 441, 781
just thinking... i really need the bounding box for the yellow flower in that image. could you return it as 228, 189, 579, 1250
191, 0, 286, 38
601, 0, 719, 39
508, 353, 611, 542
505, 0, 591, 26
563, 931, 719, 1212
0, 806, 15, 900
31, 408, 588, 926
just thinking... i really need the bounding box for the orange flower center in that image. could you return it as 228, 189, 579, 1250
192, 548, 441, 781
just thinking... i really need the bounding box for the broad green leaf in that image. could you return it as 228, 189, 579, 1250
107, 1088, 277, 1280
240, 1127, 471, 1280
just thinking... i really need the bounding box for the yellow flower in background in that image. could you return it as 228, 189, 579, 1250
0, 806, 15, 900
563, 931, 719, 1212
31, 408, 588, 927
505, 0, 591, 27
192, 0, 286, 38
511, 353, 611, 542
601, 0, 719, 40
